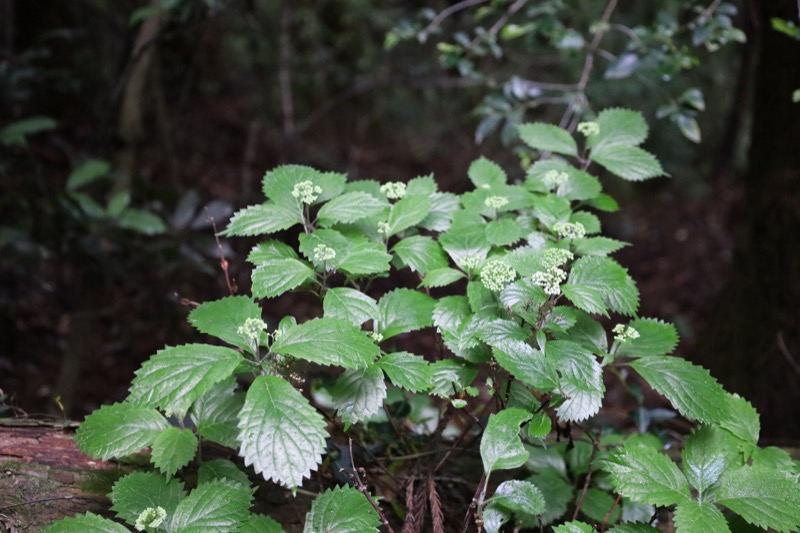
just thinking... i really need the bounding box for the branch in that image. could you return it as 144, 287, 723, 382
422, 0, 490, 37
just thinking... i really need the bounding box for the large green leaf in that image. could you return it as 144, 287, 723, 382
681, 425, 730, 495
378, 288, 435, 340
109, 472, 186, 527
240, 514, 286, 533
616, 318, 678, 357
525, 160, 601, 201
438, 224, 490, 269
630, 357, 728, 424
304, 486, 381, 533
247, 239, 297, 264
572, 237, 629, 256
490, 479, 546, 517
385, 195, 431, 236
588, 108, 649, 150
481, 408, 533, 474
485, 219, 526, 246
420, 192, 460, 231
673, 501, 730, 533
565, 256, 639, 316
717, 465, 800, 532
75, 403, 169, 460
603, 445, 691, 506
591, 145, 665, 182
262, 165, 344, 204
223, 203, 302, 236
580, 488, 621, 524
251, 258, 314, 299
237, 376, 327, 487
168, 480, 253, 532
331, 364, 387, 426
546, 341, 604, 422
718, 393, 760, 445
518, 123, 578, 156
468, 156, 508, 188
197, 459, 252, 488
272, 317, 379, 368
128, 344, 243, 417
336, 241, 392, 275
492, 341, 559, 391
40, 512, 130, 533
317, 191, 388, 226
392, 235, 449, 274
323, 287, 379, 326
430, 359, 478, 397
151, 427, 198, 478
420, 267, 465, 288
377, 351, 433, 393
188, 296, 263, 352
190, 379, 244, 449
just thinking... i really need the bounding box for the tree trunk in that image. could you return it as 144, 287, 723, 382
695, 0, 800, 440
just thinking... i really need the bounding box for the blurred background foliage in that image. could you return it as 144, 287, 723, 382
1, 0, 798, 439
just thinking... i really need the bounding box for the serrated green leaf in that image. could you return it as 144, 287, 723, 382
591, 145, 665, 181
251, 258, 314, 299
518, 123, 578, 156
481, 407, 533, 474
304, 485, 381, 533
718, 393, 760, 445
467, 280, 500, 315
491, 479, 546, 517
385, 195, 431, 236
262, 165, 342, 204
499, 278, 547, 310
531, 194, 572, 228
238, 376, 327, 487
378, 288, 435, 340
197, 459, 251, 488
377, 352, 433, 393
588, 193, 620, 212
547, 341, 604, 422
603, 444, 691, 506
430, 359, 478, 397
573, 237, 629, 256
338, 241, 392, 275
486, 218, 526, 246
682, 426, 729, 495
492, 341, 559, 391
468, 156, 507, 188
420, 267, 465, 288
571, 211, 601, 234
190, 379, 244, 449
525, 160, 601, 201
562, 283, 608, 316
169, 480, 253, 532
439, 224, 491, 268
241, 514, 285, 533
407, 174, 437, 195
393, 235, 449, 274
673, 501, 730, 533
109, 472, 186, 527
475, 318, 529, 347
41, 512, 130, 533
567, 256, 639, 316
273, 317, 379, 368
630, 357, 728, 424
151, 427, 198, 478
331, 364, 387, 426
75, 403, 169, 460
248, 240, 298, 264
553, 309, 608, 354
420, 192, 459, 231
553, 520, 595, 533
717, 465, 800, 532
188, 296, 262, 352
526, 411, 552, 439
223, 203, 302, 236
67, 159, 110, 190
128, 344, 243, 417
323, 288, 378, 326
530, 470, 572, 525
317, 191, 388, 226
589, 108, 649, 150
581, 488, 620, 524
617, 318, 679, 357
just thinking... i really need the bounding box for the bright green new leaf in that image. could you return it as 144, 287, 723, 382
591, 145, 665, 182
237, 376, 327, 487
197, 459, 252, 488
566, 256, 639, 316
377, 351, 433, 393
630, 356, 728, 424
168, 480, 253, 532
468, 156, 507, 188
588, 108, 649, 150
603, 444, 691, 506
273, 317, 379, 368
75, 402, 169, 460
673, 501, 730, 533
188, 296, 262, 352
151, 427, 198, 478
485, 218, 526, 246
526, 412, 552, 439
546, 341, 604, 422
304, 485, 382, 533
518, 123, 578, 156
109, 472, 186, 527
385, 194, 431, 236
317, 191, 388, 226
223, 203, 302, 236
493, 341, 559, 391
420, 267, 465, 288
251, 258, 314, 299
128, 344, 243, 417
40, 512, 130, 533
616, 318, 679, 357
378, 288, 435, 340
241, 514, 286, 533
190, 379, 244, 449
323, 287, 379, 326
331, 364, 387, 426
717, 465, 800, 532
481, 407, 533, 474
682, 425, 733, 495
392, 235, 449, 274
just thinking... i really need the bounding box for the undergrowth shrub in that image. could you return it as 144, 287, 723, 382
45, 110, 800, 533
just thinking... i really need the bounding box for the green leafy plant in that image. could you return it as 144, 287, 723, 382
45, 110, 800, 532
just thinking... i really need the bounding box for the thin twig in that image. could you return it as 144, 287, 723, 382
777, 331, 800, 377
488, 0, 529, 37
460, 473, 487, 533
210, 217, 236, 295
600, 492, 623, 532
571, 431, 600, 520
347, 439, 395, 533
0, 495, 99, 511
422, 0, 489, 37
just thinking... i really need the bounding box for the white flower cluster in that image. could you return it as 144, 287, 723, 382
377, 221, 390, 235
237, 317, 267, 341
368, 331, 384, 343
135, 507, 166, 531
291, 180, 322, 204
542, 248, 574, 269
480, 260, 517, 291
553, 221, 586, 240
531, 267, 568, 295
380, 181, 407, 199
484, 195, 509, 209
313, 243, 337, 263
461, 255, 481, 271
543, 169, 569, 190
613, 324, 640, 343
577, 121, 600, 136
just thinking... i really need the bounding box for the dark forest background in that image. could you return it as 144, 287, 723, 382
1, 0, 799, 440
